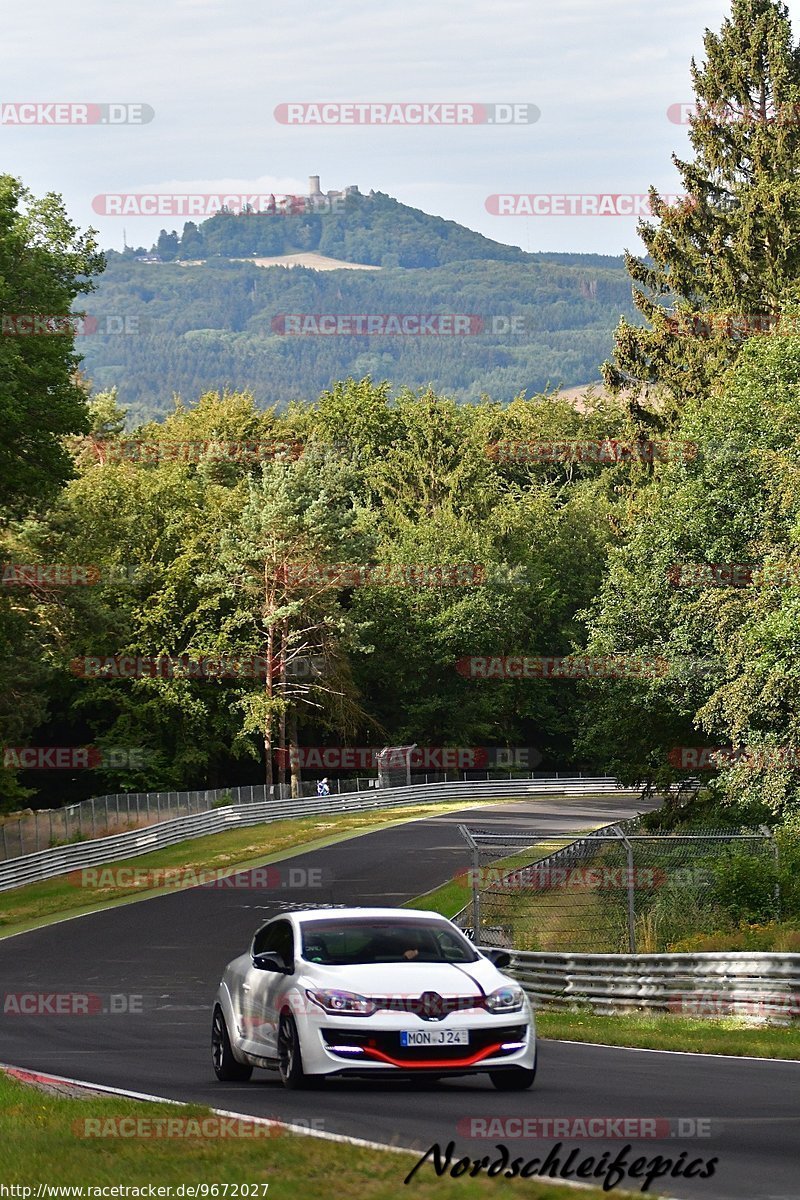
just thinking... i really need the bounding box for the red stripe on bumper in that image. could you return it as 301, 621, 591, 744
360, 1042, 504, 1069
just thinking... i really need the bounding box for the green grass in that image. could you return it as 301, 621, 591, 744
0, 1071, 614, 1199
536, 1010, 800, 1058
404, 837, 594, 921
404, 875, 472, 918
0, 799, 505, 939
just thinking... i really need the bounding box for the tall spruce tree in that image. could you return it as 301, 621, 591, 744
603, 0, 800, 413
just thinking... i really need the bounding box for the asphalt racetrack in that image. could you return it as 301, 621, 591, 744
1, 792, 798, 1199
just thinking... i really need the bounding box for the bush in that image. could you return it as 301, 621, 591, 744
641, 790, 776, 833
211, 791, 234, 809
634, 879, 730, 953
669, 923, 800, 952
708, 848, 779, 924
776, 829, 800, 920
47, 831, 88, 848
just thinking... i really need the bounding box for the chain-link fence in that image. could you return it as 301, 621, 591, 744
0, 776, 381, 861
455, 821, 779, 954
0, 768, 608, 862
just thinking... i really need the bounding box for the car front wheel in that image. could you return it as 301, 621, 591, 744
212, 1006, 252, 1082
489, 1064, 536, 1091
278, 1012, 315, 1089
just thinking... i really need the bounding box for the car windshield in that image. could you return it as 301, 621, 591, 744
300, 919, 480, 965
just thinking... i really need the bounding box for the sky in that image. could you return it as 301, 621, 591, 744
1, 0, 790, 256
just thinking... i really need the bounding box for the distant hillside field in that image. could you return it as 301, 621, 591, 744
80, 191, 638, 421
234, 252, 381, 270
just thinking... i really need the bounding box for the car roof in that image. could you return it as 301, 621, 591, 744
277, 907, 448, 925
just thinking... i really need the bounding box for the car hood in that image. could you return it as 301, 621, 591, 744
300, 958, 505, 997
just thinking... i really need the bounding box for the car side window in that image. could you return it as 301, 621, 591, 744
253, 919, 294, 968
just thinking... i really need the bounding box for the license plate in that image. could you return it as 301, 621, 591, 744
400, 1029, 469, 1046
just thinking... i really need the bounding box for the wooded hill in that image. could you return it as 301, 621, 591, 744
79, 192, 637, 422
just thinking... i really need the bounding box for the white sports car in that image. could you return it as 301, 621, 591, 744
212, 907, 536, 1090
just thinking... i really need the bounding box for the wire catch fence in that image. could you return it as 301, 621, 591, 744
455, 821, 779, 954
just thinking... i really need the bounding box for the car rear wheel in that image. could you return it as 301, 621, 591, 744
212, 1006, 252, 1082
278, 1013, 314, 1089
489, 1064, 536, 1091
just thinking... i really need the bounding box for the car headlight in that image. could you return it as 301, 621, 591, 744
485, 985, 525, 1013
306, 988, 376, 1016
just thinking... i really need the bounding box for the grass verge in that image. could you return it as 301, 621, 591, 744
0, 799, 503, 940
0, 1071, 613, 1199
536, 1010, 800, 1058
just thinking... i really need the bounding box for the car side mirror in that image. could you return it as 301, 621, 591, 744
252, 952, 289, 973
483, 949, 511, 969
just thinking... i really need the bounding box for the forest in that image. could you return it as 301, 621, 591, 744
78, 197, 636, 420
4, 0, 800, 897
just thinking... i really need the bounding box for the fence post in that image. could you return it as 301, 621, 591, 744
1, 822, 7, 860
762, 825, 781, 922
458, 824, 481, 945
613, 826, 637, 954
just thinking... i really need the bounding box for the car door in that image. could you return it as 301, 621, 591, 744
242, 919, 296, 1057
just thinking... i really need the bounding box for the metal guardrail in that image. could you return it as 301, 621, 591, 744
0, 776, 631, 893
507, 949, 800, 1020
0, 777, 382, 861
0, 768, 608, 860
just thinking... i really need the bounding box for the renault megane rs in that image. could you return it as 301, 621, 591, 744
212, 907, 536, 1090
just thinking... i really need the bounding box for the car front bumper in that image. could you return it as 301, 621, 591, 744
296, 1006, 537, 1077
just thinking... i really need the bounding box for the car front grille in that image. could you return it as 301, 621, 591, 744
369, 994, 484, 1017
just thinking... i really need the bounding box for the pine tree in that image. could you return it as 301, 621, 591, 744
603, 0, 800, 413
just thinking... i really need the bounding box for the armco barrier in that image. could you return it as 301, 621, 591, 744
0, 770, 617, 860
0, 777, 634, 893
507, 949, 800, 1019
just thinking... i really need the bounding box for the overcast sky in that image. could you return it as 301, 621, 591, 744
2, 0, 792, 256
